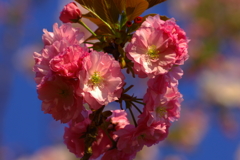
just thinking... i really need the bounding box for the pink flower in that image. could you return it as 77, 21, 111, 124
64, 112, 112, 159
109, 110, 130, 130
59, 2, 82, 23
115, 125, 142, 153
125, 15, 188, 78
147, 66, 183, 94
77, 51, 125, 110
37, 75, 84, 123
33, 23, 86, 84
42, 23, 84, 47
50, 45, 89, 77
136, 119, 169, 147
142, 86, 183, 125
115, 121, 168, 154
64, 116, 91, 158
34, 42, 63, 84
166, 66, 184, 87
33, 41, 67, 84
142, 15, 189, 65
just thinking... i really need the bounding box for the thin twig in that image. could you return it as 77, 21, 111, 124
133, 100, 145, 105
100, 126, 116, 147
128, 105, 137, 127
130, 102, 143, 114
123, 85, 134, 93
120, 100, 123, 110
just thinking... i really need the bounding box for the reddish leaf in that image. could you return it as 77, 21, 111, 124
82, 13, 105, 27
75, 0, 121, 28
146, 0, 167, 9
113, 0, 127, 13
126, 0, 149, 21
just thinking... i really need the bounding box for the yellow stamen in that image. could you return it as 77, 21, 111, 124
58, 88, 70, 98
147, 45, 160, 59
90, 72, 102, 86
137, 134, 145, 141
155, 106, 167, 118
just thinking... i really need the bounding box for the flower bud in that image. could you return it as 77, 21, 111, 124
134, 16, 143, 24
59, 2, 82, 23
126, 21, 132, 27
120, 57, 126, 68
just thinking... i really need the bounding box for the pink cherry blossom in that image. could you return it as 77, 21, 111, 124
33, 23, 86, 84
77, 51, 125, 110
63, 111, 130, 158
136, 118, 169, 147
64, 116, 91, 158
37, 75, 84, 123
59, 2, 82, 23
147, 66, 183, 94
142, 86, 183, 125
142, 15, 189, 65
42, 23, 84, 47
109, 110, 130, 130
32, 1, 190, 159
115, 125, 142, 154
34, 41, 64, 84
64, 112, 112, 159
49, 45, 89, 77
33, 42, 62, 84
125, 15, 188, 78
166, 66, 184, 87
115, 121, 168, 154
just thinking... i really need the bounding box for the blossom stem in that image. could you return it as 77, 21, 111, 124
83, 42, 95, 44
130, 102, 143, 114
128, 66, 135, 78
123, 85, 134, 93
128, 104, 137, 127
120, 100, 123, 110
100, 126, 116, 148
81, 106, 105, 160
78, 20, 97, 37
133, 100, 145, 105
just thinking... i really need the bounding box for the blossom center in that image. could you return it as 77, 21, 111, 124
90, 72, 102, 86
155, 106, 167, 118
137, 134, 145, 141
147, 45, 160, 59
58, 87, 72, 99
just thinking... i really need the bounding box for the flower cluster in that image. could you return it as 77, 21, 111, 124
33, 1, 189, 160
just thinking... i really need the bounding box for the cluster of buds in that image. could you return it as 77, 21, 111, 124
33, 1, 189, 160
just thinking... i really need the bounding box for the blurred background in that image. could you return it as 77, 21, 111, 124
0, 0, 240, 159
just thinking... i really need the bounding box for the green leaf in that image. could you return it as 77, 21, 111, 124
119, 12, 128, 29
